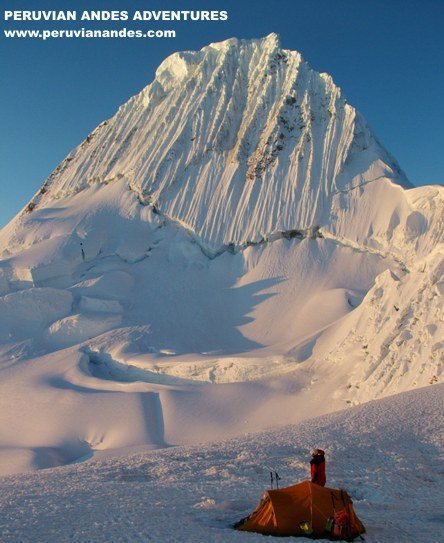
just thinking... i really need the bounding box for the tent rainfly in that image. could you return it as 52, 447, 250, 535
235, 481, 366, 540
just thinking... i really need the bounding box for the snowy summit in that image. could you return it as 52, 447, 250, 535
0, 35, 442, 542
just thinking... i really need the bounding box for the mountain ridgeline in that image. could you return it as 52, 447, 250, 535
24, 35, 418, 246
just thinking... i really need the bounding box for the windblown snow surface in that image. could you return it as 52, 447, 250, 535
0, 34, 442, 541
1, 386, 443, 542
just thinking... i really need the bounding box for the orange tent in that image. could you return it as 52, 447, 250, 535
236, 481, 365, 540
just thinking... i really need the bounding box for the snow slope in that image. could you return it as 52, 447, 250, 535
0, 385, 442, 543
0, 35, 442, 476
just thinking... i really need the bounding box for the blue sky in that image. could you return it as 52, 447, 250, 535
1, 0, 443, 227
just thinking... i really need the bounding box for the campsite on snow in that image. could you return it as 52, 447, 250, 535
0, 35, 442, 542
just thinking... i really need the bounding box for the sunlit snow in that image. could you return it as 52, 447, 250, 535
0, 35, 442, 542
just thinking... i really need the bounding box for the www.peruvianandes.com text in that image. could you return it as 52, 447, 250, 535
4, 28, 179, 40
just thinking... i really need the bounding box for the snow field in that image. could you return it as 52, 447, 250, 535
0, 385, 442, 543
0, 175, 441, 477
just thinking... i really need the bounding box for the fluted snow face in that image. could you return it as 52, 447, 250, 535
38, 34, 408, 246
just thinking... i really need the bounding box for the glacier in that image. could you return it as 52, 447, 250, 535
0, 34, 442, 481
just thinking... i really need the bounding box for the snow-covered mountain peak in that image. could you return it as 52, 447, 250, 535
13, 34, 414, 253
0, 36, 442, 479
154, 33, 285, 94
208, 32, 281, 53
